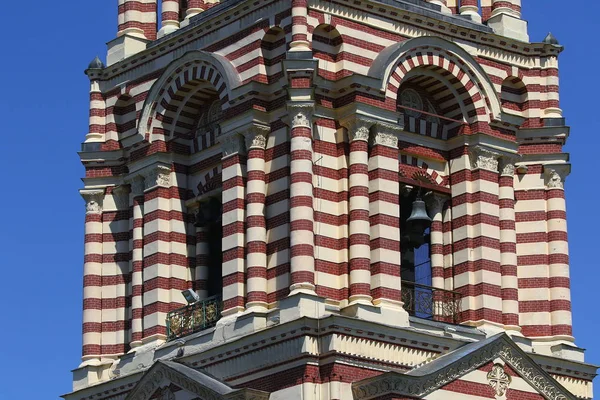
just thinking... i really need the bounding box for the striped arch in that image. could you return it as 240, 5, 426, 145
371, 36, 501, 122
399, 154, 447, 187
139, 51, 240, 142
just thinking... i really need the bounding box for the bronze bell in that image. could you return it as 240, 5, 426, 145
407, 198, 432, 236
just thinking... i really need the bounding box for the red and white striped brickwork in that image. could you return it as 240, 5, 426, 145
369, 126, 402, 309
450, 147, 503, 326
79, 0, 573, 365
118, 0, 158, 40
221, 134, 247, 315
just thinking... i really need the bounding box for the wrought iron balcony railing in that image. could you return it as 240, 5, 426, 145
166, 295, 223, 341
401, 281, 462, 324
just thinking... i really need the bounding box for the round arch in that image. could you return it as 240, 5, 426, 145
370, 36, 501, 121
138, 51, 241, 142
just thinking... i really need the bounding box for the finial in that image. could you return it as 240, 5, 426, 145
87, 56, 105, 70
543, 32, 559, 45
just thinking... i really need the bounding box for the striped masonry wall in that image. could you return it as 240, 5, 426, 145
221, 134, 247, 315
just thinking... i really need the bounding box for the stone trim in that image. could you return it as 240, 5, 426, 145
351, 334, 577, 400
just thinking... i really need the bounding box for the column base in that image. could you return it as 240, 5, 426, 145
279, 291, 326, 324
487, 13, 529, 42
245, 301, 269, 312
221, 305, 246, 317
127, 341, 143, 353
348, 294, 373, 305
289, 282, 317, 296
460, 7, 482, 23
158, 23, 180, 38
343, 300, 409, 328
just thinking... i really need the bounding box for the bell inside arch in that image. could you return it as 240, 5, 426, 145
406, 198, 432, 237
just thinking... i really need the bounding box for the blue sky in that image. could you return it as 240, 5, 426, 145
0, 1, 598, 398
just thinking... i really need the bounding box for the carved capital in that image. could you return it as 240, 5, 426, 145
221, 133, 246, 158
371, 122, 401, 148
544, 164, 570, 189
469, 146, 501, 172
287, 102, 314, 129
344, 117, 375, 142
143, 165, 171, 190
400, 184, 414, 197
112, 185, 131, 210
244, 124, 270, 150
499, 156, 519, 177
425, 192, 447, 218
80, 189, 105, 214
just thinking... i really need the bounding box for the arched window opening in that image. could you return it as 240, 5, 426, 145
501, 77, 527, 113
194, 195, 223, 299
260, 27, 286, 83
114, 95, 136, 139
400, 186, 432, 288
397, 70, 468, 139
312, 24, 345, 80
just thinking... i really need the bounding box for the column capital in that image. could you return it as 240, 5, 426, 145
143, 164, 172, 191
244, 123, 271, 150
342, 116, 375, 142
220, 132, 247, 158
80, 189, 106, 214
499, 156, 519, 177
425, 192, 448, 217
371, 122, 401, 148
286, 102, 315, 129
112, 185, 131, 210
469, 146, 501, 172
544, 164, 571, 189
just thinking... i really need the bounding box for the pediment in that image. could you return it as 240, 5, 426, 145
125, 360, 270, 400
352, 333, 577, 400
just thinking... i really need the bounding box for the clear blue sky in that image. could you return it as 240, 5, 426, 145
0, 1, 598, 398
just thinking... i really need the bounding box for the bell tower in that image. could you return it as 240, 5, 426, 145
66, 1, 596, 399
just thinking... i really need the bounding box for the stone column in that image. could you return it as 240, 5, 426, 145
80, 189, 105, 366
244, 125, 271, 311
128, 177, 145, 350
425, 193, 446, 292
287, 102, 316, 295
460, 0, 482, 22
141, 164, 172, 343
369, 123, 404, 316
290, 0, 310, 52
158, 0, 180, 37
499, 160, 520, 332
346, 118, 374, 305
491, 0, 522, 19
487, 0, 529, 41
425, 0, 451, 14
117, 0, 157, 40
186, 0, 205, 18
221, 133, 247, 316
442, 203, 454, 291
544, 165, 573, 340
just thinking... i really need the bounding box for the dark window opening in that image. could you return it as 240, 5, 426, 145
195, 196, 223, 298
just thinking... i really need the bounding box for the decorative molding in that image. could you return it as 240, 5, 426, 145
351, 334, 576, 400
344, 117, 375, 142
143, 165, 171, 191
244, 124, 271, 150
220, 133, 246, 158
487, 364, 511, 398
287, 102, 314, 129
80, 189, 106, 214
372, 122, 401, 148
125, 361, 270, 400
469, 146, 501, 172
544, 164, 570, 190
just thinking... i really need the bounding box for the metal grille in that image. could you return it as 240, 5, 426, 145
166, 295, 223, 341
401, 281, 462, 324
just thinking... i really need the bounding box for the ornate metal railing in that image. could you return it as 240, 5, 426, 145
166, 295, 223, 341
401, 281, 462, 324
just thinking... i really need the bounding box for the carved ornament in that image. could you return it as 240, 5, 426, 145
143, 165, 171, 190
112, 185, 131, 210
371, 122, 401, 148
544, 165, 570, 189
345, 117, 375, 142
220, 133, 246, 157
245, 124, 271, 150
80, 189, 105, 214
424, 192, 447, 217
469, 146, 501, 172
487, 364, 511, 397
287, 102, 314, 129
